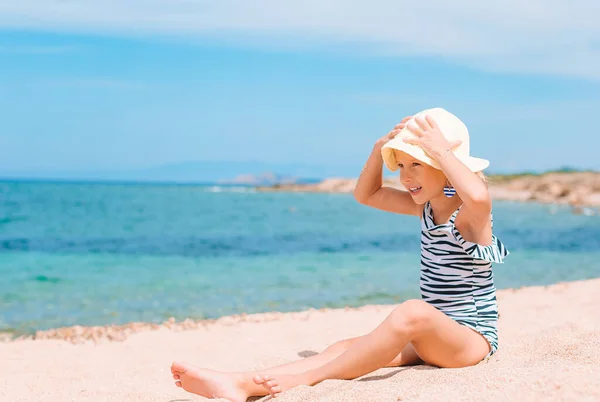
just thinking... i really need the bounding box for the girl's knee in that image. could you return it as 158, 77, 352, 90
389, 299, 433, 335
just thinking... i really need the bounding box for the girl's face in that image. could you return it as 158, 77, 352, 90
393, 150, 448, 204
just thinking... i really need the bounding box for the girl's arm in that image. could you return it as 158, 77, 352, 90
353, 118, 422, 216
404, 116, 492, 231
434, 148, 491, 217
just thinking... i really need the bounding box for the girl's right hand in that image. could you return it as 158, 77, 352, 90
374, 115, 413, 151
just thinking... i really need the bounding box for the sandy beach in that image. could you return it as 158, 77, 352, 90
1, 278, 599, 402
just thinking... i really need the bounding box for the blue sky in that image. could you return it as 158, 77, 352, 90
1, 1, 599, 179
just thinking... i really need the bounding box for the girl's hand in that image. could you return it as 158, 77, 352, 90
403, 115, 462, 159
374, 115, 412, 151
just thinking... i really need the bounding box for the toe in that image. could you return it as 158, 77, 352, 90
271, 386, 282, 394
266, 380, 278, 388
173, 374, 180, 380
171, 361, 189, 374
175, 381, 182, 388
253, 375, 264, 384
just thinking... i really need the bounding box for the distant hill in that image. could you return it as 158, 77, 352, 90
0, 161, 358, 184
217, 172, 321, 186
141, 161, 345, 183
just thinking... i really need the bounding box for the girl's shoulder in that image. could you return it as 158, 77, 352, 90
423, 201, 510, 264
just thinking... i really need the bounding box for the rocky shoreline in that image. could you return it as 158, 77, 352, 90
1, 308, 339, 344
0, 279, 587, 344
257, 172, 600, 210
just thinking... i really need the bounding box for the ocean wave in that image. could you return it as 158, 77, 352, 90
2, 226, 600, 257
203, 186, 256, 193
33, 275, 62, 284
0, 216, 29, 225
0, 233, 420, 257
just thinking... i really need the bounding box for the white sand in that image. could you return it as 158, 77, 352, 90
1, 278, 599, 402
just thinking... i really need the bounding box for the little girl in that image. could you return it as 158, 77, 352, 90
170, 107, 509, 401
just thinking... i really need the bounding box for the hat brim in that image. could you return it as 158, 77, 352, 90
381, 138, 489, 173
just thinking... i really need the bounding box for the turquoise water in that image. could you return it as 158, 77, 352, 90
2, 180, 600, 334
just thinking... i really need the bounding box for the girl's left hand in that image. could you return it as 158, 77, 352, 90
403, 116, 462, 159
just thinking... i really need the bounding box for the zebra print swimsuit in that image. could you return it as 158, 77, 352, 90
420, 201, 509, 356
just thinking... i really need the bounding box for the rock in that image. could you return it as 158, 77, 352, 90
545, 183, 569, 198
584, 192, 600, 205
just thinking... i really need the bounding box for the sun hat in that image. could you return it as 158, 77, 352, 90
381, 107, 489, 173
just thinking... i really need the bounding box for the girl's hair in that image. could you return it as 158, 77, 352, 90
475, 171, 488, 187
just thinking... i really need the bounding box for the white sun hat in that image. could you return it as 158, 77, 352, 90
381, 107, 490, 173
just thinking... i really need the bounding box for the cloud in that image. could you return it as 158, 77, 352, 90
42, 78, 147, 89
0, 44, 79, 54
0, 1, 599, 79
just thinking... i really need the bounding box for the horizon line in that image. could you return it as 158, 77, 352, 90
1, 166, 597, 186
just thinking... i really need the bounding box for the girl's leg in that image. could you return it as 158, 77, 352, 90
254, 336, 421, 376
257, 299, 491, 397
171, 334, 422, 401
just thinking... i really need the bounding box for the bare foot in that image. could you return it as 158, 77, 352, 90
171, 361, 248, 402
253, 373, 308, 398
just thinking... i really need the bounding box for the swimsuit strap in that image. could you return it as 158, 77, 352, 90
424, 201, 462, 226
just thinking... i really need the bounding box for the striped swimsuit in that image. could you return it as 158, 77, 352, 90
420, 201, 509, 357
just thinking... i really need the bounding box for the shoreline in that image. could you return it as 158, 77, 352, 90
4, 276, 598, 344
256, 172, 600, 210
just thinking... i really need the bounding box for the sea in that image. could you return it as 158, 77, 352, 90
2, 180, 600, 336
